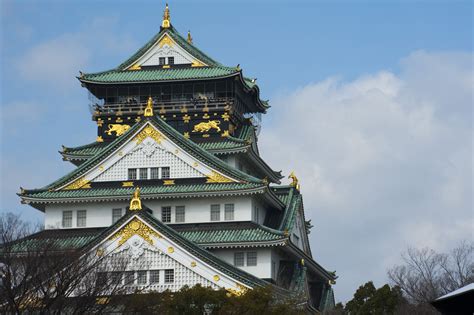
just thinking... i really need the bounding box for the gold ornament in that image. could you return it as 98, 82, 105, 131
105, 124, 130, 136
144, 97, 154, 117
221, 112, 230, 121
134, 126, 163, 144
187, 30, 193, 44
163, 180, 175, 186
192, 120, 221, 133
182, 114, 191, 123
129, 187, 142, 210
288, 171, 300, 191
63, 177, 91, 190
190, 261, 197, 267
129, 63, 141, 71
213, 275, 220, 281
161, 3, 171, 28
96, 136, 104, 143
167, 246, 174, 253
110, 217, 161, 246
206, 171, 233, 183
122, 181, 134, 187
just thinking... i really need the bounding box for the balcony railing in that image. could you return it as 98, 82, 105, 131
90, 97, 234, 117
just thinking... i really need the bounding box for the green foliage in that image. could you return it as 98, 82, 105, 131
120, 284, 304, 315
344, 281, 404, 315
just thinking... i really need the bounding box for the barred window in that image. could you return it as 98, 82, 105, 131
210, 204, 220, 221
76, 210, 87, 227
175, 206, 185, 223
110, 272, 122, 285
128, 168, 137, 180
168, 57, 175, 65
247, 252, 257, 266
150, 167, 160, 180
124, 271, 135, 285
62, 211, 72, 228
164, 269, 174, 283
112, 208, 122, 224
159, 57, 166, 65
161, 167, 170, 179
234, 252, 244, 267
96, 272, 107, 287
224, 204, 234, 221
162, 206, 171, 223
150, 270, 160, 284
137, 271, 147, 285
139, 168, 148, 180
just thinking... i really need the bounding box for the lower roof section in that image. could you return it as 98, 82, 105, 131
20, 183, 266, 210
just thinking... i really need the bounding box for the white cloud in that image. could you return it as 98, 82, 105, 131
16, 16, 136, 91
260, 51, 473, 302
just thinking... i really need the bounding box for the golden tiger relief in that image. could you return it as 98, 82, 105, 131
192, 120, 221, 133
106, 124, 131, 136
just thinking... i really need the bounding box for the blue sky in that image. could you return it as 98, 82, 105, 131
1, 0, 472, 303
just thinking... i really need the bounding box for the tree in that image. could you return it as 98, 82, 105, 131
0, 212, 131, 314
344, 281, 404, 315
388, 241, 474, 305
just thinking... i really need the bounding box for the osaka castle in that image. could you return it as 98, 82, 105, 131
17, 4, 336, 312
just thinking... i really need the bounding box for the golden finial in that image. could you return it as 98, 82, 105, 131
288, 171, 300, 191
144, 97, 154, 117
187, 31, 193, 44
129, 187, 142, 210
162, 3, 171, 28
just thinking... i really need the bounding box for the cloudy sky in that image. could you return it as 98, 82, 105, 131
1, 0, 472, 302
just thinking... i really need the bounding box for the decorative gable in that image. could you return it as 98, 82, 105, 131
94, 215, 249, 293
127, 33, 207, 69
58, 122, 236, 190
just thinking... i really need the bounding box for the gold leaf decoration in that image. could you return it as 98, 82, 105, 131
135, 126, 163, 145
206, 171, 233, 183
109, 218, 161, 247
63, 177, 91, 190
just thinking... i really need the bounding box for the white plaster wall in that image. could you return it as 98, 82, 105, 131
45, 202, 127, 229
44, 195, 257, 228
146, 196, 252, 224
210, 248, 273, 279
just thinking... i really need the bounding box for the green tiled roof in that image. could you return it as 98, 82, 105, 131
81, 66, 239, 84
117, 25, 221, 70
22, 183, 265, 202
61, 125, 254, 161
8, 228, 103, 253
173, 222, 286, 246
22, 117, 264, 197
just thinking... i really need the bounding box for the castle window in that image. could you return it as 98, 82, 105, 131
234, 252, 244, 267
164, 269, 174, 283
224, 204, 234, 220
161, 206, 171, 223
161, 167, 170, 179
128, 168, 137, 180
210, 204, 220, 221
137, 271, 147, 285
175, 206, 185, 223
150, 167, 160, 179
62, 211, 72, 228
139, 168, 148, 180
247, 252, 257, 266
76, 210, 87, 227
110, 272, 122, 285
150, 270, 160, 284
124, 271, 135, 285
168, 57, 174, 65
159, 57, 166, 65
112, 208, 122, 224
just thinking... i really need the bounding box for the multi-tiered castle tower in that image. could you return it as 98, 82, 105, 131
18, 5, 336, 312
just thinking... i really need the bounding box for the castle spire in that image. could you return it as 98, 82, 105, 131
162, 3, 171, 29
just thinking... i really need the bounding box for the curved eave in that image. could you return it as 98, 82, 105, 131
200, 239, 287, 249
246, 148, 283, 183
78, 69, 240, 85
286, 241, 337, 281
236, 72, 269, 113
19, 185, 267, 209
